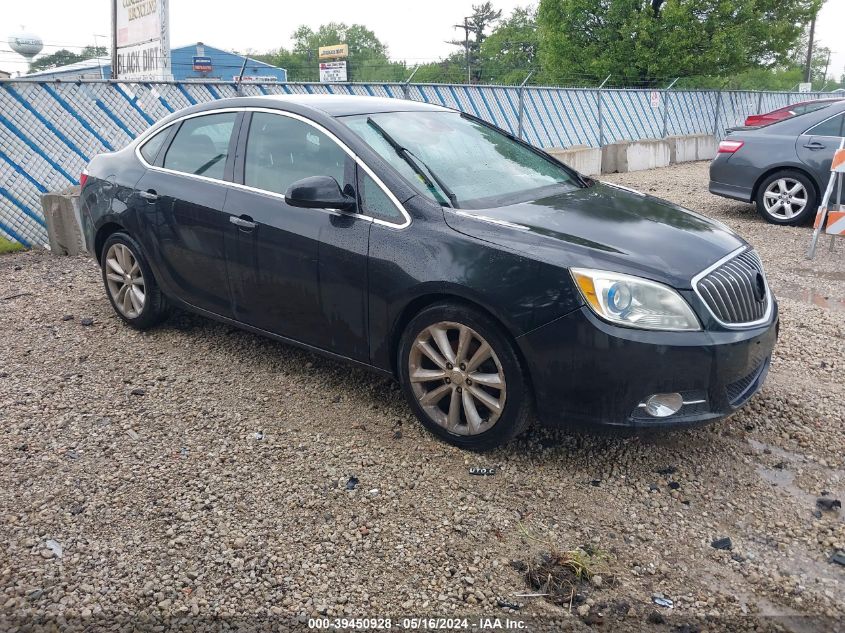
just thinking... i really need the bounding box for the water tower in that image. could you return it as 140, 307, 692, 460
8, 29, 44, 64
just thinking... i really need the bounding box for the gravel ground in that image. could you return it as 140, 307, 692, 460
1, 161, 844, 632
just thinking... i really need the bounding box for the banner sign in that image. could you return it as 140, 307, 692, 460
115, 0, 171, 80
319, 60, 348, 83
193, 56, 212, 72
232, 75, 280, 83
318, 44, 349, 60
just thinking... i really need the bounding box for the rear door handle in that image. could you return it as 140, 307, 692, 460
138, 189, 158, 201
803, 141, 825, 150
230, 215, 257, 229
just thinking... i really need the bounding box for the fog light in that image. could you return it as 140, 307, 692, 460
644, 393, 683, 418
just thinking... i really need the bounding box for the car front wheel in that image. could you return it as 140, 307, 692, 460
755, 170, 817, 226
398, 302, 532, 450
101, 232, 170, 329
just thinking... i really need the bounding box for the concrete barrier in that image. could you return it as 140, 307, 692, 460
40, 187, 87, 256
696, 135, 719, 161
668, 134, 719, 163
545, 145, 603, 176
601, 139, 671, 173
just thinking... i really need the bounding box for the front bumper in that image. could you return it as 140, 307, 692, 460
517, 303, 778, 429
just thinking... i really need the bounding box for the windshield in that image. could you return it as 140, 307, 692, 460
341, 111, 581, 208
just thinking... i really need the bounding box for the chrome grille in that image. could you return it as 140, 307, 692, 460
694, 250, 770, 326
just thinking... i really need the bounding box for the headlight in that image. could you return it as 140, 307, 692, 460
570, 268, 700, 331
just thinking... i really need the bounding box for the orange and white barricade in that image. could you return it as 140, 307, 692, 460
807, 138, 845, 259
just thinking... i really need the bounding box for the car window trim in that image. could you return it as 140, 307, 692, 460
134, 106, 411, 229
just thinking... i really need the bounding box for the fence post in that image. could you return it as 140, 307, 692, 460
661, 77, 679, 138
402, 65, 419, 100
712, 90, 723, 137
597, 74, 610, 148
517, 71, 533, 140
756, 91, 763, 114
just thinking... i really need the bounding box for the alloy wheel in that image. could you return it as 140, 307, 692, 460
762, 178, 807, 220
104, 243, 146, 319
408, 321, 507, 436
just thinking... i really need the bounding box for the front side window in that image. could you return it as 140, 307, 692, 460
359, 171, 403, 222
341, 111, 581, 209
808, 113, 844, 137
163, 112, 237, 180
244, 112, 349, 196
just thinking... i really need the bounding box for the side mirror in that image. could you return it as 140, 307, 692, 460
284, 176, 355, 211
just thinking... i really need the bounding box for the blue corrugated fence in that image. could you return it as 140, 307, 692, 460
0, 79, 832, 246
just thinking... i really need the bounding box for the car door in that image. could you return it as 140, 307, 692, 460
224, 110, 371, 361
135, 111, 242, 317
796, 112, 845, 203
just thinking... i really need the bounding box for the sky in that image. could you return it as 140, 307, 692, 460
2, 0, 844, 84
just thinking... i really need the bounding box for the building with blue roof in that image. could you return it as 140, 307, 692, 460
24, 43, 286, 82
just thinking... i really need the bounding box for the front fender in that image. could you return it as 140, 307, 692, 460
367, 209, 583, 372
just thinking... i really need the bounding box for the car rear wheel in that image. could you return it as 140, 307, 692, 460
101, 232, 170, 329
398, 302, 532, 450
755, 170, 817, 226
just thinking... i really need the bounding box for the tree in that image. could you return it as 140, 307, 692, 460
537, 0, 820, 87
30, 46, 106, 73
412, 53, 469, 84
478, 6, 538, 84
256, 23, 405, 82
449, 2, 503, 82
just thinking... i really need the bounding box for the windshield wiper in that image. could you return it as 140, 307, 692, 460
366, 117, 459, 208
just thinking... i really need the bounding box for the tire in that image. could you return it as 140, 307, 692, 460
397, 301, 533, 450
100, 232, 170, 329
755, 170, 817, 226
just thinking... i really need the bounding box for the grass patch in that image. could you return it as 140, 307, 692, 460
525, 548, 606, 603
514, 521, 613, 606
0, 237, 25, 254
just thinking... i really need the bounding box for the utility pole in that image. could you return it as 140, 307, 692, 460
823, 49, 831, 86
804, 9, 816, 83
110, 0, 118, 78
453, 17, 471, 84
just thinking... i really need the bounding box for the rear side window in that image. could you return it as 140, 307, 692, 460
808, 113, 845, 137
163, 112, 237, 180
243, 112, 349, 196
139, 129, 168, 164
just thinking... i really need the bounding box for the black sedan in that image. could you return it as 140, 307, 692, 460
80, 95, 777, 450
710, 100, 845, 225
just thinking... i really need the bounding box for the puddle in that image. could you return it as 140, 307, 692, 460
775, 282, 845, 313
748, 439, 845, 524
699, 569, 837, 633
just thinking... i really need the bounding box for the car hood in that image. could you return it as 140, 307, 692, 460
442, 182, 746, 289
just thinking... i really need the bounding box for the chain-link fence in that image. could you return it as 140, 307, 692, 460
0, 79, 833, 246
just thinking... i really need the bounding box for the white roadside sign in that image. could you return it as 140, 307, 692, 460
114, 0, 171, 80
650, 90, 660, 108
319, 61, 348, 83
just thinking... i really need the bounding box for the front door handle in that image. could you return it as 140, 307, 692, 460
803, 141, 825, 150
230, 215, 257, 229
138, 189, 158, 201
